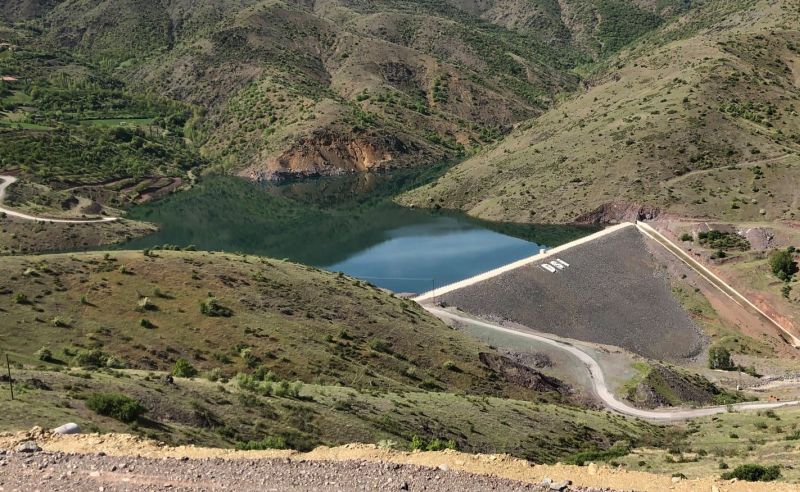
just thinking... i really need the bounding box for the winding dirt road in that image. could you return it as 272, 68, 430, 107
0, 176, 118, 223
426, 306, 800, 421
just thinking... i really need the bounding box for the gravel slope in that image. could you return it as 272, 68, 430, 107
0, 450, 599, 492
437, 226, 703, 360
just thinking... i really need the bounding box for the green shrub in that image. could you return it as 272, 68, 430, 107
86, 393, 145, 423
567, 443, 631, 466
680, 233, 693, 242
769, 249, 798, 281
721, 464, 781, 482
34, 346, 53, 362
200, 297, 233, 317
73, 349, 113, 368
139, 318, 156, 329
708, 346, 734, 370
172, 358, 198, 378
13, 293, 29, 304
368, 338, 392, 354
698, 230, 750, 251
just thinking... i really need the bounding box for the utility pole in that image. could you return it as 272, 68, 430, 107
6, 354, 13, 401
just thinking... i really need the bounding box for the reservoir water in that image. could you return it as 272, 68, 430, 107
123, 171, 594, 293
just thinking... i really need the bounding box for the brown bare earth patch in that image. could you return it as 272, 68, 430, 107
0, 430, 795, 492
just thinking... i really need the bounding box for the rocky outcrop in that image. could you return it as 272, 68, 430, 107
573, 202, 660, 225
479, 352, 571, 396
240, 130, 429, 181
627, 363, 744, 409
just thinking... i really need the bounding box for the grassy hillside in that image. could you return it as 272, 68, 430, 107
400, 0, 800, 224
0, 366, 665, 461
0, 248, 672, 459
0, 250, 532, 397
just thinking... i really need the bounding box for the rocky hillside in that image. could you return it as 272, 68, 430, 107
400, 0, 800, 224
1, 0, 698, 181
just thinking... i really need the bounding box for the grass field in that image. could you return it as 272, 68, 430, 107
617, 408, 800, 482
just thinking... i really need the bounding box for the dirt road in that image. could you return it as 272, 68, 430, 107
0, 176, 118, 223
424, 307, 800, 420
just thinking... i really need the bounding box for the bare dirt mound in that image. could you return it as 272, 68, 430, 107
0, 429, 795, 491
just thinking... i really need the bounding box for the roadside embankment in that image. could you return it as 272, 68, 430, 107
0, 430, 796, 491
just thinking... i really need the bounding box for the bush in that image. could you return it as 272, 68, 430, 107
86, 393, 145, 423
139, 318, 156, 329
698, 230, 750, 251
680, 233, 693, 242
769, 249, 798, 282
721, 464, 781, 482
172, 358, 197, 378
34, 346, 53, 362
13, 293, 29, 304
568, 443, 631, 466
708, 346, 734, 370
409, 435, 425, 450
73, 349, 113, 368
200, 297, 233, 317
368, 338, 392, 354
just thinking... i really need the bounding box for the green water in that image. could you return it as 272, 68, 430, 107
123, 170, 595, 293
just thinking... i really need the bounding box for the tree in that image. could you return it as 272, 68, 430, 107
172, 358, 198, 378
708, 346, 734, 370
769, 249, 798, 282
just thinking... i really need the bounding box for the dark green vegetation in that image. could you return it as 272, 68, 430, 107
770, 248, 798, 282
0, 44, 202, 204
721, 464, 782, 482
708, 346, 734, 370
697, 231, 750, 252
0, 250, 669, 460
86, 393, 147, 423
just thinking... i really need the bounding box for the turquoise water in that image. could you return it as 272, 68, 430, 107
123, 172, 594, 293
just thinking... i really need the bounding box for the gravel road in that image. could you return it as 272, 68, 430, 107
427, 307, 800, 420
0, 449, 610, 492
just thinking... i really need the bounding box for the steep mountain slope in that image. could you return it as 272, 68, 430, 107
400, 0, 800, 224
1, 0, 696, 181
